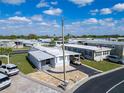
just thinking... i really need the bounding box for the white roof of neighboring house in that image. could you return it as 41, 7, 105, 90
38, 38, 51, 41
29, 50, 54, 61
118, 37, 124, 39
81, 40, 124, 46
65, 44, 111, 52
33, 46, 80, 57
0, 41, 16, 48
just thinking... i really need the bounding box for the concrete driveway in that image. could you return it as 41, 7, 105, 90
1, 74, 61, 93
71, 64, 101, 76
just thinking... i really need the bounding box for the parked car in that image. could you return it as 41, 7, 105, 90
0, 64, 19, 76
107, 55, 124, 64
0, 72, 11, 90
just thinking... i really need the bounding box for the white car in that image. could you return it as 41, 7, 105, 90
0, 64, 19, 76
107, 55, 124, 64
0, 72, 11, 90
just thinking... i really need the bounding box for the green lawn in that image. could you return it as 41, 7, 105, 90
0, 53, 36, 74
81, 60, 122, 72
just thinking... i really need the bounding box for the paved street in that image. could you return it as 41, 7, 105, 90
109, 81, 124, 93
74, 68, 124, 93
1, 75, 61, 93
12, 50, 28, 54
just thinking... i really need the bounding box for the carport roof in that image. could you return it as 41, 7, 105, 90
29, 50, 54, 61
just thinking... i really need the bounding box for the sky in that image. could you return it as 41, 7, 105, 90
0, 0, 124, 36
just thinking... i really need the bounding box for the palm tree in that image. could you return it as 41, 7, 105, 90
0, 47, 13, 64
6, 48, 12, 64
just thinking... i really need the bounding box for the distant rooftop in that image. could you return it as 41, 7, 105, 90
65, 44, 111, 52
81, 40, 124, 46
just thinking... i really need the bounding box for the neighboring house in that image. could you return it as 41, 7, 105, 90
0, 39, 24, 48
65, 44, 111, 61
28, 46, 80, 70
38, 38, 52, 45
55, 41, 67, 47
0, 40, 16, 48
14, 41, 23, 48
80, 40, 124, 58
21, 40, 41, 47
118, 37, 124, 41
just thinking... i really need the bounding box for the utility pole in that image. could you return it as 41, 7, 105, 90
62, 17, 66, 85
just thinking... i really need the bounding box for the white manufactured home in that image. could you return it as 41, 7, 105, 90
28, 46, 80, 70
65, 44, 111, 61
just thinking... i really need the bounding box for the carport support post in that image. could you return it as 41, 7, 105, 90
7, 54, 10, 64
62, 17, 66, 86
79, 55, 80, 64
7, 55, 9, 64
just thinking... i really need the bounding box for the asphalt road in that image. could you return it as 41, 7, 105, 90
12, 50, 28, 54
109, 82, 124, 93
74, 68, 124, 93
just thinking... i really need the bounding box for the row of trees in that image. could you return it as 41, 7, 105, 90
0, 34, 50, 39
0, 34, 124, 39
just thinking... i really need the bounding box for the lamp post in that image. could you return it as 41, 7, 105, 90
62, 17, 66, 86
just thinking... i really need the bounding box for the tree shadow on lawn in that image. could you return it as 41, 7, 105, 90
26, 56, 37, 70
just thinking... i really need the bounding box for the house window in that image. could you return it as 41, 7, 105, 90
95, 52, 102, 56
103, 51, 109, 55
85, 50, 92, 57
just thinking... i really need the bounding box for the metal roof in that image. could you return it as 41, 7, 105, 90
65, 44, 111, 52
33, 46, 80, 57
29, 50, 54, 61
82, 40, 124, 46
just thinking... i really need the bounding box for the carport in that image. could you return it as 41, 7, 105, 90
66, 51, 81, 64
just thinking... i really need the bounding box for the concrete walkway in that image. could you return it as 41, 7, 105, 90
47, 65, 77, 73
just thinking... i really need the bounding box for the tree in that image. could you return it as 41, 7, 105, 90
28, 34, 38, 39
50, 39, 56, 46
9, 35, 17, 39
6, 48, 12, 55
0, 47, 12, 55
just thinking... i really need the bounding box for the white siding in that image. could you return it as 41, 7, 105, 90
94, 51, 110, 61
54, 56, 70, 67
28, 54, 41, 69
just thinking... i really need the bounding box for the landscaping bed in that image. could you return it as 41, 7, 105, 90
28, 70, 88, 89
